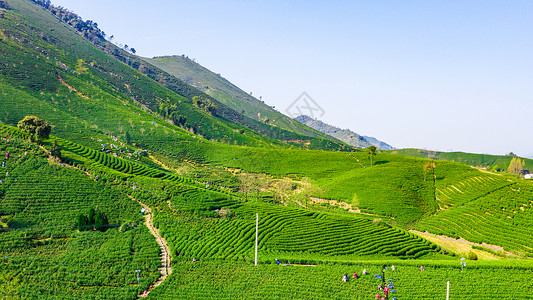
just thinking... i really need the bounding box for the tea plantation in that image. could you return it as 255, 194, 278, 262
0, 130, 160, 299
1, 0, 532, 298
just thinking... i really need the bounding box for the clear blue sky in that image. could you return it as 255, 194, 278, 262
52, 0, 533, 157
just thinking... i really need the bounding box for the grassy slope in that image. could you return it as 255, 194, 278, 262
392, 148, 533, 171
142, 55, 336, 139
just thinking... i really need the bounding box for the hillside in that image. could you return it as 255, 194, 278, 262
295, 114, 395, 150
1, 0, 533, 299
142, 55, 332, 140
0, 0, 354, 152
391, 148, 533, 173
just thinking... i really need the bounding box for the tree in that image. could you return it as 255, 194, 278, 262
133, 149, 148, 160
507, 157, 525, 175
423, 161, 437, 202
94, 211, 108, 231
125, 132, 131, 144
74, 58, 88, 74
17, 116, 51, 142
50, 141, 62, 160
130, 48, 136, 54
77, 214, 88, 231
467, 251, 478, 260
423, 161, 435, 182
366, 146, 377, 167
192, 96, 217, 115
88, 208, 96, 226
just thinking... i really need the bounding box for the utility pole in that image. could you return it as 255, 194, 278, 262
446, 281, 450, 300
254, 213, 258, 266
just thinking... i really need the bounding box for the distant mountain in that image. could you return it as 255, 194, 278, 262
295, 115, 395, 150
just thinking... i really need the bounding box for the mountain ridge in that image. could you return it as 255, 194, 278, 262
294, 115, 395, 150
141, 55, 333, 140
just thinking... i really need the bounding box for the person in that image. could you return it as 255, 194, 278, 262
375, 293, 380, 299
342, 273, 348, 282
384, 286, 389, 293
141, 207, 146, 216
420, 265, 424, 271
275, 258, 281, 265
192, 257, 196, 262
5, 153, 9, 160
391, 265, 395, 271
378, 284, 382, 290
2, 162, 5, 167
363, 268, 367, 275
352, 272, 357, 279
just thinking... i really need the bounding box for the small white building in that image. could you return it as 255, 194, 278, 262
525, 174, 533, 179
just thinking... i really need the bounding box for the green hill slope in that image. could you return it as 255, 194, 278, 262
142, 55, 335, 139
1, 0, 351, 152
0, 127, 160, 299
391, 148, 533, 172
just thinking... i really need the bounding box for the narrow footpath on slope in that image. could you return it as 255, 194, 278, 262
129, 196, 172, 297
41, 145, 173, 295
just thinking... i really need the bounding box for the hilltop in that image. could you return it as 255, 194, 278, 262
142, 55, 336, 141
295, 114, 395, 150
391, 148, 533, 173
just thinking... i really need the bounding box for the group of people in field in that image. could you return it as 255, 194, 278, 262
341, 265, 397, 300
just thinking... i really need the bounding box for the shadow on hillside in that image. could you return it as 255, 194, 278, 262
7, 219, 35, 229
374, 160, 389, 166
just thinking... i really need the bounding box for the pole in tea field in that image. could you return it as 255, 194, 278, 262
255, 213, 258, 266
135, 270, 141, 285
446, 281, 450, 300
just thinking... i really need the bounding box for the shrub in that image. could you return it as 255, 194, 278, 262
467, 251, 478, 260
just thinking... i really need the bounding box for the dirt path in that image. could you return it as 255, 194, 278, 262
137, 200, 172, 287
43, 146, 173, 293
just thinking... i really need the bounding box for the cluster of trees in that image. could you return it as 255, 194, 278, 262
507, 157, 525, 175
77, 208, 109, 232
17, 116, 51, 142
31, 0, 105, 43
192, 96, 217, 115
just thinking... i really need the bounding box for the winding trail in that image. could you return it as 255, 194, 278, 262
135, 198, 172, 287
39, 144, 173, 294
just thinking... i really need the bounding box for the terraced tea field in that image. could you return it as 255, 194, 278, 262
146, 260, 533, 299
